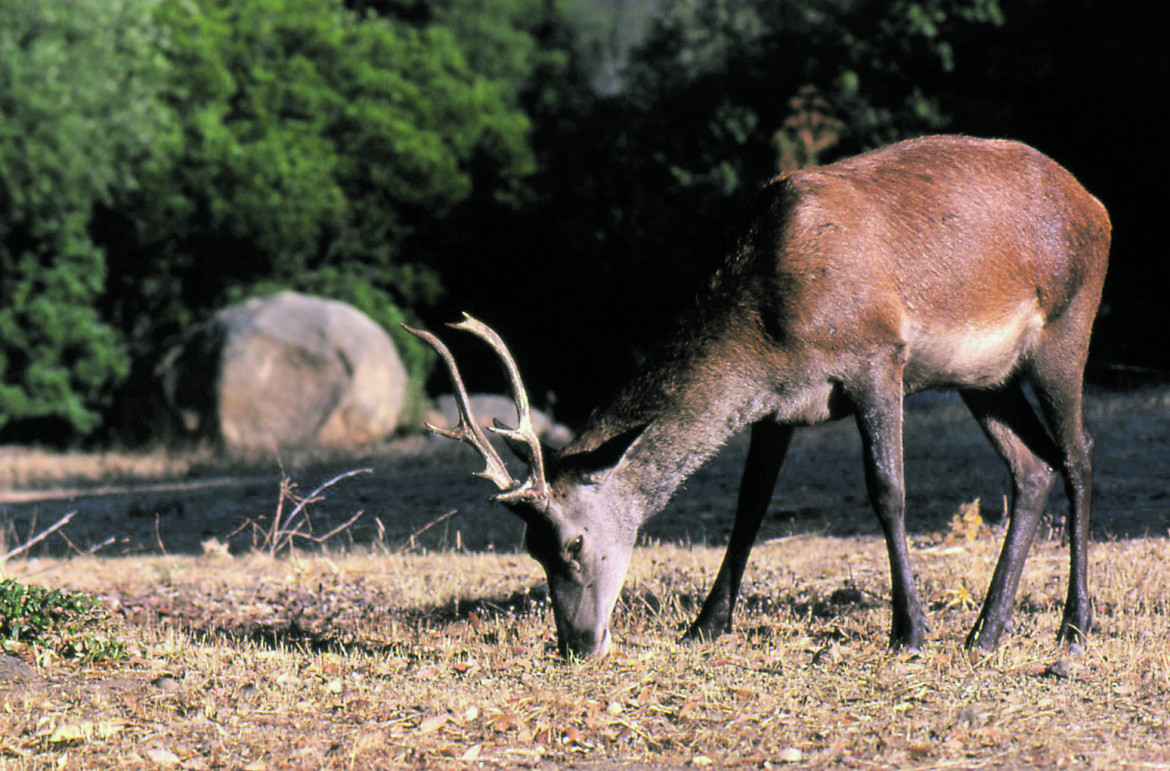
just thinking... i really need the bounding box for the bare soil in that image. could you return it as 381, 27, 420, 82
3, 387, 1167, 558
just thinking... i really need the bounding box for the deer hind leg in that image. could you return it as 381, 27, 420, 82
1028, 314, 1098, 650
685, 420, 793, 642
850, 363, 928, 651
960, 382, 1060, 652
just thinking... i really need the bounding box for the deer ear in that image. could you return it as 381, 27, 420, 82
568, 423, 651, 485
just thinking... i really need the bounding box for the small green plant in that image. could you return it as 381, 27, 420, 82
0, 579, 126, 663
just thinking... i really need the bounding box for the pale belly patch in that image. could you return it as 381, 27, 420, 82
903, 306, 1044, 389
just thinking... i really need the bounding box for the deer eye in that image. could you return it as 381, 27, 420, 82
565, 535, 584, 561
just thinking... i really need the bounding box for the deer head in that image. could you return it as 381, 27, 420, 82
405, 315, 643, 658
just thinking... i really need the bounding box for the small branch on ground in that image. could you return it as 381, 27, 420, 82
397, 509, 459, 554
1, 510, 77, 563
227, 468, 373, 556
155, 513, 169, 555
269, 469, 372, 555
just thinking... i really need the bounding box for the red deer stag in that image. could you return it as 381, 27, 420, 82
406, 135, 1110, 659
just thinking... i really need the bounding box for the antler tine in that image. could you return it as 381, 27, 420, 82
448, 314, 549, 503
402, 324, 517, 493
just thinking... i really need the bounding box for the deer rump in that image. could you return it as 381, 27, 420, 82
410, 135, 1111, 660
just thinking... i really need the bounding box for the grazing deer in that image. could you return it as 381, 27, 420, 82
407, 135, 1110, 659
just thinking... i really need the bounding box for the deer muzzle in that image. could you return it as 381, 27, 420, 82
558, 625, 612, 660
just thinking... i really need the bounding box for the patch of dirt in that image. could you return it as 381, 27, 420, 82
2, 388, 1168, 560
0, 653, 37, 684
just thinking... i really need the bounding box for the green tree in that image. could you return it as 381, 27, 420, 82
622, 0, 1005, 198
104, 0, 541, 394
0, 0, 172, 440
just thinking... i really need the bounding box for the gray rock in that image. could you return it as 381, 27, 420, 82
153, 292, 407, 450
429, 394, 573, 447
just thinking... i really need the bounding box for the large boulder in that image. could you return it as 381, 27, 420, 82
153, 292, 407, 450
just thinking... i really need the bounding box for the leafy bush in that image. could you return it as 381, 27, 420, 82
0, 0, 171, 440
96, 0, 556, 440
0, 579, 126, 663
113, 0, 539, 340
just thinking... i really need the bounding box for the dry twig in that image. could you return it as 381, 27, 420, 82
1, 510, 77, 563
268, 468, 372, 554
397, 509, 459, 554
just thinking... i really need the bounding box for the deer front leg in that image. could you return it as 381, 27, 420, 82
852, 379, 928, 651
685, 420, 793, 642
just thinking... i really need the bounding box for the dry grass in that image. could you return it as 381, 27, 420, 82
2, 528, 1168, 769
0, 446, 200, 492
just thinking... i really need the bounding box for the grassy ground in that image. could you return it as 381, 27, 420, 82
2, 528, 1168, 769
1, 388, 1168, 768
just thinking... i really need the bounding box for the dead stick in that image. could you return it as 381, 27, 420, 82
274, 468, 372, 552
279, 510, 366, 546
1, 510, 77, 562
397, 509, 459, 554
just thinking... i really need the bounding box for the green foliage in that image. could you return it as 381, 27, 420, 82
127, 0, 536, 308
0, 0, 559, 442
99, 0, 547, 421
624, 0, 1006, 193
0, 579, 127, 662
0, 0, 171, 439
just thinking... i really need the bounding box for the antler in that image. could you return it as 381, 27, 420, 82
404, 314, 549, 506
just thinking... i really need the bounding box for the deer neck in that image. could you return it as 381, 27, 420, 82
568, 315, 778, 518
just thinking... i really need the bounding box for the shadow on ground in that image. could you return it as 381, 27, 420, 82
2, 388, 1168, 560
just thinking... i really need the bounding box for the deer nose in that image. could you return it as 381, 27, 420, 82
561, 627, 611, 659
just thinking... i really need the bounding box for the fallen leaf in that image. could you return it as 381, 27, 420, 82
778, 747, 803, 763
201, 538, 231, 558
146, 747, 181, 766
419, 714, 449, 734
492, 712, 523, 732
460, 744, 482, 761
48, 724, 90, 745
49, 721, 126, 745
414, 666, 440, 680
151, 675, 180, 693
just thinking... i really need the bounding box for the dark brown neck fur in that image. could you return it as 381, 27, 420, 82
563, 240, 782, 514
